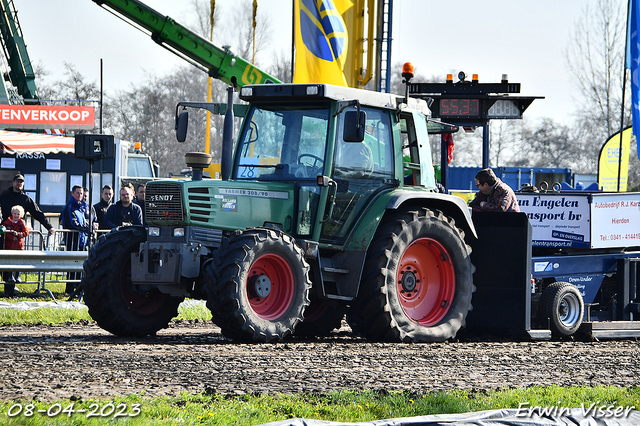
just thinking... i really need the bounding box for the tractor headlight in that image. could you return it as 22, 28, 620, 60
148, 227, 160, 237
173, 228, 185, 237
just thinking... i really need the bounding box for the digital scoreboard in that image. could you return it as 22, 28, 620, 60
406, 73, 543, 185
439, 98, 481, 118
408, 77, 542, 122
432, 97, 532, 120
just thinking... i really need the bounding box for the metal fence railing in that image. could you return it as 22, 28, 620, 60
1, 228, 111, 300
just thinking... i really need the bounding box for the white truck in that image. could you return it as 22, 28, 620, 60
0, 131, 157, 213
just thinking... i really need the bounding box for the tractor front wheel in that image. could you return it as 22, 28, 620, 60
206, 229, 311, 342
82, 227, 183, 337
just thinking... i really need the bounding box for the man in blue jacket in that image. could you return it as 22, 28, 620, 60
61, 185, 90, 294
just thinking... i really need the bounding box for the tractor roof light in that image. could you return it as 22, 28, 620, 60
402, 62, 414, 82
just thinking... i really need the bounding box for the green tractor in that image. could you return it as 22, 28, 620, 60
82, 82, 477, 343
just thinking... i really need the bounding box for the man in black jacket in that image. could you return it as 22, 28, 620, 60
93, 185, 113, 229
104, 184, 143, 228
0, 174, 55, 234
0, 174, 55, 296
134, 183, 146, 225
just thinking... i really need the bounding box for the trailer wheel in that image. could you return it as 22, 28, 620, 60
82, 226, 183, 337
539, 281, 584, 337
294, 298, 346, 337
353, 208, 475, 343
206, 228, 311, 342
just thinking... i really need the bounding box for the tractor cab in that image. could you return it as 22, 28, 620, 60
235, 83, 435, 244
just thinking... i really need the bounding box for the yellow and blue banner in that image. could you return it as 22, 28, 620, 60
294, 0, 353, 86
598, 127, 631, 192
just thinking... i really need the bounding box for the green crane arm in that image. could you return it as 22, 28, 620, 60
92, 0, 282, 88
0, 0, 39, 103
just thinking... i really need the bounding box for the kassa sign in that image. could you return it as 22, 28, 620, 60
0, 105, 95, 129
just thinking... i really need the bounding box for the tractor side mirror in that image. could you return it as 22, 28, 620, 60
343, 110, 366, 142
176, 111, 189, 143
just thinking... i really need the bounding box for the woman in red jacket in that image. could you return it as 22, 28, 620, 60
2, 205, 29, 296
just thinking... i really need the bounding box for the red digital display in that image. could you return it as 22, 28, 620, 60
439, 99, 481, 117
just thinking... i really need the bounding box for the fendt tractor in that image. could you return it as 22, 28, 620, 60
81, 69, 640, 342
81, 71, 482, 343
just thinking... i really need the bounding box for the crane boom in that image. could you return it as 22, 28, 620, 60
93, 0, 282, 87
0, 0, 39, 103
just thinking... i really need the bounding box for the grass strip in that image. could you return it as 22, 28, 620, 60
0, 386, 638, 425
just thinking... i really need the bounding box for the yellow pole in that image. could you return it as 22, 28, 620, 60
205, 0, 215, 159
252, 0, 258, 64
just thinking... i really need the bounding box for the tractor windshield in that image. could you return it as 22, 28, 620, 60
234, 105, 329, 181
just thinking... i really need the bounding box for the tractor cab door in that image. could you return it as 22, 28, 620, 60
319, 107, 395, 244
400, 111, 437, 189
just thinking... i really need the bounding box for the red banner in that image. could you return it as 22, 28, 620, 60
0, 105, 95, 129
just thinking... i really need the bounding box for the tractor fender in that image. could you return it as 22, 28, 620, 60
386, 191, 477, 240
344, 189, 477, 254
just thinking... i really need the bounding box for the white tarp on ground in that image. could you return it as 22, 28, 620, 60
259, 408, 640, 426
0, 299, 206, 310
0, 301, 87, 310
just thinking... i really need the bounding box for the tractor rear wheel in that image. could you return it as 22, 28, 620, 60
82, 226, 183, 337
206, 228, 311, 342
539, 281, 584, 337
353, 208, 475, 342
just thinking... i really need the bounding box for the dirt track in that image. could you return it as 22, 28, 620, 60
0, 320, 639, 402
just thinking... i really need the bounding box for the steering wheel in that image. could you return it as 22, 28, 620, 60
298, 154, 324, 174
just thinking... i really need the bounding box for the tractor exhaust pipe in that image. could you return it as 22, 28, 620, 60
221, 86, 235, 180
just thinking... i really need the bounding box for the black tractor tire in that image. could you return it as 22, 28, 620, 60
353, 208, 475, 343
294, 298, 346, 337
539, 281, 584, 337
82, 226, 184, 337
205, 228, 311, 342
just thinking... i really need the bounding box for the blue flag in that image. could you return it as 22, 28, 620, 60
629, 0, 640, 157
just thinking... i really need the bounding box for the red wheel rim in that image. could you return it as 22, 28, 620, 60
247, 253, 294, 320
396, 238, 456, 326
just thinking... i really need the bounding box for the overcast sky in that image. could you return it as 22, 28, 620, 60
16, 0, 620, 125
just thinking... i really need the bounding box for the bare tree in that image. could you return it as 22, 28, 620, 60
512, 122, 580, 169
266, 50, 292, 83
566, 0, 626, 139
564, 0, 640, 187
189, 0, 222, 39
228, 0, 272, 65
104, 74, 173, 170
53, 63, 100, 103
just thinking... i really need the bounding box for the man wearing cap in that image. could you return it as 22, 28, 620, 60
0, 174, 55, 296
0, 174, 55, 234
